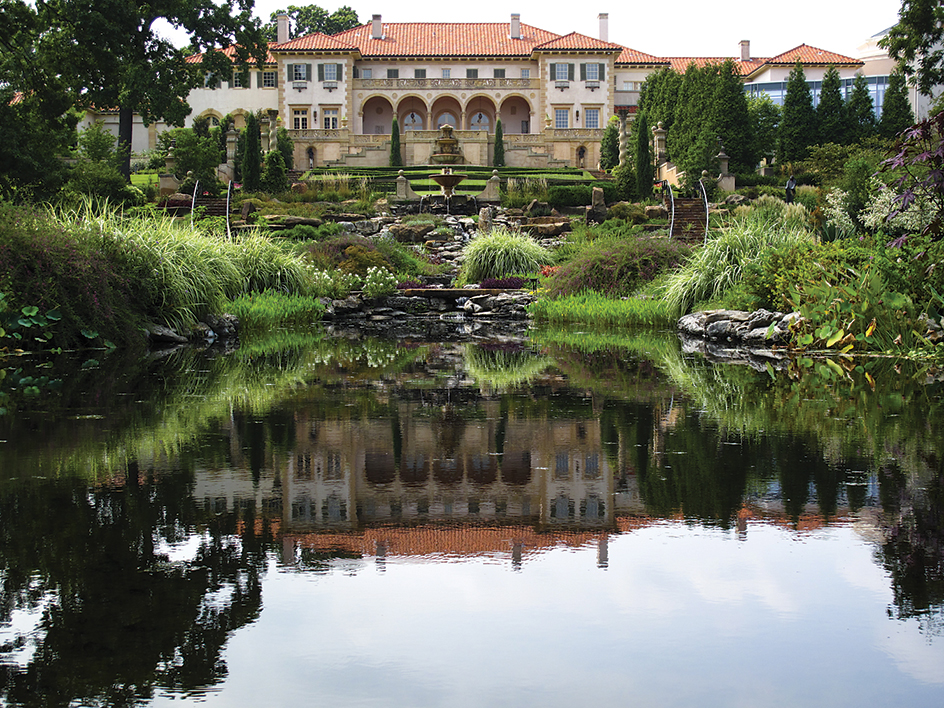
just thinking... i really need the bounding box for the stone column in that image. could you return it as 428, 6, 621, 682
268, 109, 279, 151
617, 109, 629, 167
652, 122, 667, 164
226, 127, 238, 165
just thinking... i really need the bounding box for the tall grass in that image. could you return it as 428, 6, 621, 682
457, 227, 553, 284
528, 291, 676, 328
657, 215, 814, 315
1, 198, 316, 345
225, 292, 325, 334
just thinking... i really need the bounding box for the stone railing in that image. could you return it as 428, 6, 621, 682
354, 78, 534, 91
551, 129, 604, 139
289, 129, 344, 141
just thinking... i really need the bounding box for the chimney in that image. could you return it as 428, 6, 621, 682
511, 13, 521, 40
599, 13, 609, 43
277, 13, 289, 44
372, 14, 383, 40
740, 40, 750, 62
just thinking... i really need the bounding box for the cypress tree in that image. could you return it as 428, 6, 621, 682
847, 73, 877, 143
389, 116, 402, 167
670, 62, 719, 168
600, 117, 620, 170
241, 111, 262, 192
709, 60, 753, 173
779, 60, 817, 162
493, 118, 505, 167
639, 67, 682, 136
747, 94, 781, 167
634, 110, 654, 199
879, 71, 915, 138
816, 65, 848, 145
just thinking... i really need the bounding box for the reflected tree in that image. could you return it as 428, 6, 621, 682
0, 464, 271, 706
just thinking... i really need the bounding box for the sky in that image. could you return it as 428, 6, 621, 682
161, 0, 905, 59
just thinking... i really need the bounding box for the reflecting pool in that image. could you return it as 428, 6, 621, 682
1, 331, 942, 707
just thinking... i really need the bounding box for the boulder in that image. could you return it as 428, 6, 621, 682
389, 222, 436, 242
586, 186, 608, 224
644, 204, 667, 220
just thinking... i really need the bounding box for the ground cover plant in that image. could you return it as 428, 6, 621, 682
303, 233, 440, 280
543, 237, 691, 299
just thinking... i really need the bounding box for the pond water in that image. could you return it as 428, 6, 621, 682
1, 330, 942, 707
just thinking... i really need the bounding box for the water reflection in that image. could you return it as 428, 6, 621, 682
0, 332, 942, 705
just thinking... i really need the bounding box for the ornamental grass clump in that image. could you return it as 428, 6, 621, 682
457, 228, 552, 285
1, 198, 319, 346
658, 216, 813, 315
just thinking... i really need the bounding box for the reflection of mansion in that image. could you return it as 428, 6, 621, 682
80, 13, 910, 171
194, 400, 633, 534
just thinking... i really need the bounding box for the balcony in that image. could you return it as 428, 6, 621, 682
353, 77, 534, 91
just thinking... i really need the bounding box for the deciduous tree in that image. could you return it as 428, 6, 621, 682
599, 117, 620, 171
747, 94, 781, 166
879, 0, 944, 97
265, 4, 360, 40
32, 0, 268, 181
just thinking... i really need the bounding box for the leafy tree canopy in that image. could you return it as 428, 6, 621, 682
880, 0, 944, 97
23, 0, 268, 181
265, 4, 360, 40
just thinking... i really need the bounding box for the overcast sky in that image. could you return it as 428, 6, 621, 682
165, 1, 904, 59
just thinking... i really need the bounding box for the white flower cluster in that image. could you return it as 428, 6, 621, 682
823, 188, 856, 234
859, 178, 935, 235
361, 267, 397, 298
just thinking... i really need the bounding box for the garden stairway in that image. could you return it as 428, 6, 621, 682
667, 197, 707, 243
192, 195, 230, 218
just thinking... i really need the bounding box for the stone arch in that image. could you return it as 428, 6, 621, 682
464, 94, 497, 131
430, 96, 461, 130
226, 108, 250, 130
576, 144, 588, 169
361, 95, 395, 135
194, 109, 224, 128
498, 94, 533, 134
396, 94, 430, 131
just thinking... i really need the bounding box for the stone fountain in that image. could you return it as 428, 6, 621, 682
430, 124, 463, 164
423, 167, 470, 215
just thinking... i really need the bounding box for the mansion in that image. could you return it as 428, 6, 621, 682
83, 13, 908, 171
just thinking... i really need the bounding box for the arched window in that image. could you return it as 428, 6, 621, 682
469, 111, 490, 131
402, 111, 424, 130
436, 112, 457, 129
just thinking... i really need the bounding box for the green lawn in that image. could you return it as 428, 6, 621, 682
131, 172, 159, 189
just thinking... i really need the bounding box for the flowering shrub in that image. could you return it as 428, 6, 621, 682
880, 110, 944, 245
361, 267, 397, 298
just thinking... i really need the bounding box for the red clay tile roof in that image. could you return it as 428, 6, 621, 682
616, 47, 669, 66
665, 57, 764, 74
185, 43, 277, 64
535, 32, 623, 52
274, 32, 360, 53
765, 44, 862, 66
330, 22, 562, 57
